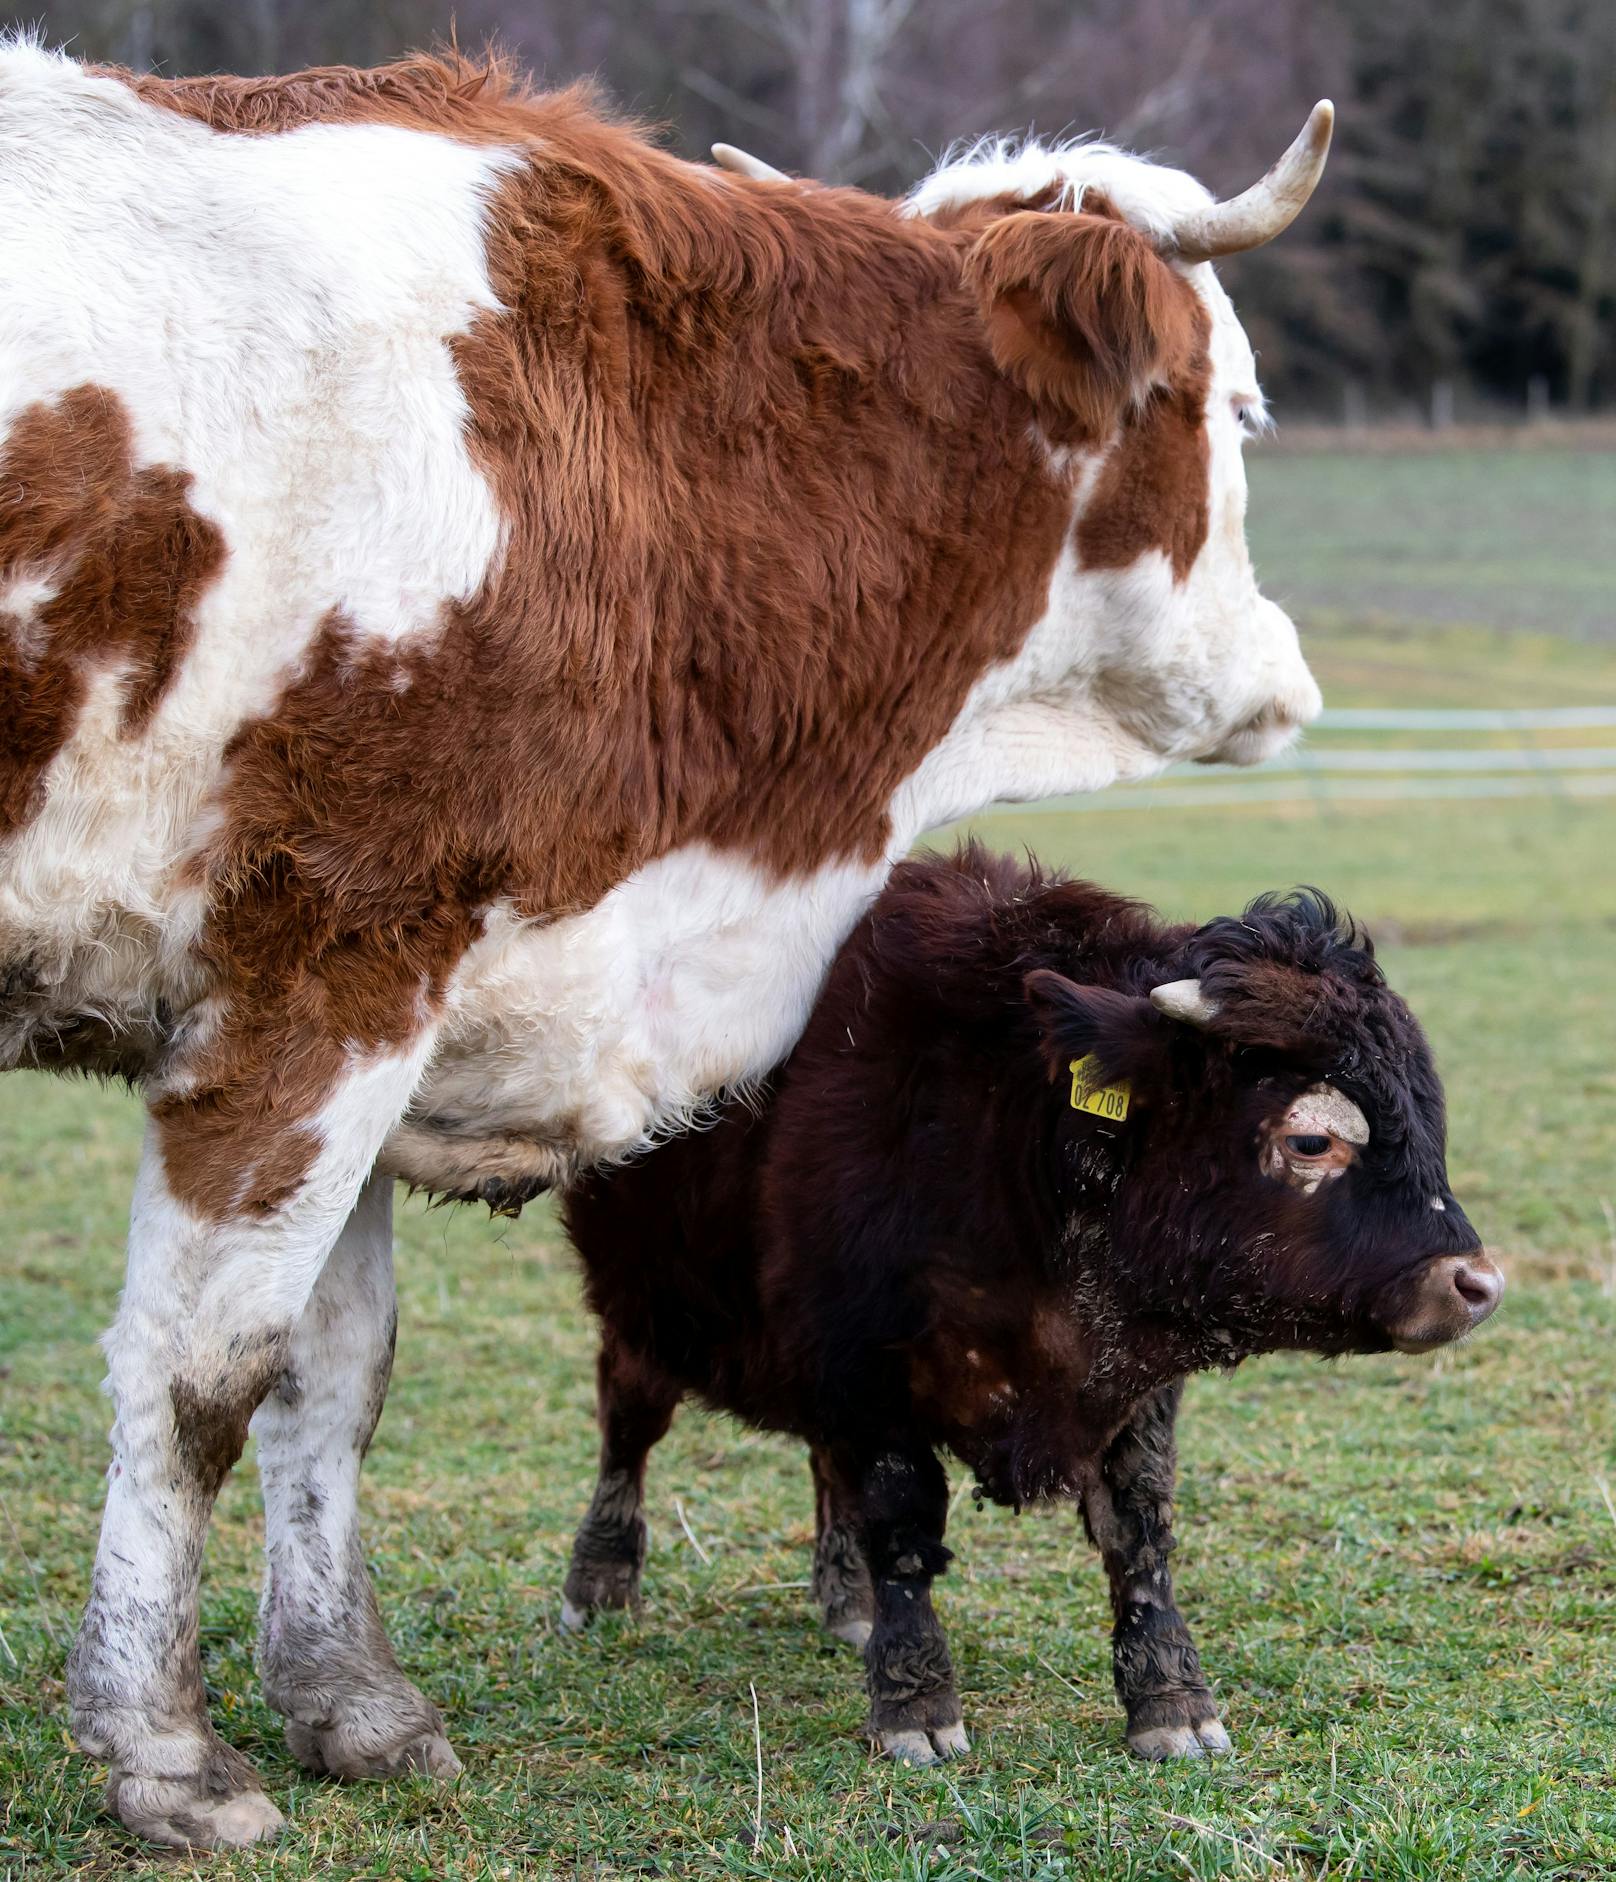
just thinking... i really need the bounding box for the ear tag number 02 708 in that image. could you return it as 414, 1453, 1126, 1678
1068, 1055, 1130, 1121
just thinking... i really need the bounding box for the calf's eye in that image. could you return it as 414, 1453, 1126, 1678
1286, 1134, 1333, 1158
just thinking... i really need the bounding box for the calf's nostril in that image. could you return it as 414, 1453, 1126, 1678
1452, 1261, 1501, 1316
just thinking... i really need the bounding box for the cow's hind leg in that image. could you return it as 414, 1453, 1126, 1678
253, 1174, 459, 1781
855, 1441, 968, 1765
560, 1337, 680, 1631
1083, 1380, 1229, 1760
809, 1445, 875, 1647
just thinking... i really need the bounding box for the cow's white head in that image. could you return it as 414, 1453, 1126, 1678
721, 109, 1332, 791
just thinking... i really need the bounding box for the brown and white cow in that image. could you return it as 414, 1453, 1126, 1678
0, 37, 1330, 1846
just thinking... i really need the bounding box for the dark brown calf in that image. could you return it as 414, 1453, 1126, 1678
559, 846, 1501, 1762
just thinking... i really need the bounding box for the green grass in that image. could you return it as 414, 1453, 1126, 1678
1247, 448, 1616, 642
5, 525, 1616, 1876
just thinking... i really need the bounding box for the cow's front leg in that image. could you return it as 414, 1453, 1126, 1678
560, 1336, 680, 1631
809, 1444, 875, 1647
65, 1041, 433, 1850
1083, 1380, 1229, 1760
253, 1173, 459, 1781
854, 1441, 968, 1765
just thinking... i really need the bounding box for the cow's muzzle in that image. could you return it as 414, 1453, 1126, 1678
1382, 1251, 1505, 1353
1201, 676, 1324, 768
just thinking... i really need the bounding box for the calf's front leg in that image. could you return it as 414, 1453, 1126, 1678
253, 1173, 459, 1780
853, 1442, 969, 1765
560, 1336, 681, 1631
1082, 1380, 1229, 1760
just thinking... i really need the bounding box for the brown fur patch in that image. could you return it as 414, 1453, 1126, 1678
1076, 306, 1213, 582
169, 1338, 288, 1499
964, 196, 1201, 441
0, 386, 226, 836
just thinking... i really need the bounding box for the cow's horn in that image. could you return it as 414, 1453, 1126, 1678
1150, 979, 1222, 1028
1168, 101, 1333, 262
712, 143, 790, 183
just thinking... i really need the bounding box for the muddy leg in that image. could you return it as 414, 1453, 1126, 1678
1083, 1381, 1229, 1760
560, 1337, 680, 1632
810, 1445, 875, 1647
854, 1442, 968, 1765
253, 1174, 459, 1781
66, 1040, 430, 1849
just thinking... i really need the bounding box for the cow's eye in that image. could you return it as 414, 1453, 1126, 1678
1286, 1134, 1332, 1157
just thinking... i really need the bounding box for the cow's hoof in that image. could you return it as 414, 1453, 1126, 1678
878, 1719, 970, 1766
1127, 1716, 1232, 1760
284, 1692, 461, 1781
106, 1766, 286, 1850
826, 1615, 873, 1649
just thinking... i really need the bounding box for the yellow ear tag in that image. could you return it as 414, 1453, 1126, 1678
1068, 1055, 1131, 1121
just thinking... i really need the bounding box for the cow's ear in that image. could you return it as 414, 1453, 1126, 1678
965, 201, 1199, 435
1023, 971, 1165, 1086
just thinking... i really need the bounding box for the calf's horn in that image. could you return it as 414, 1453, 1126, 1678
712, 143, 791, 183
1168, 101, 1334, 261
1150, 979, 1221, 1028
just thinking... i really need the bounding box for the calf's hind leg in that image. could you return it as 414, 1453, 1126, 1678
809, 1445, 875, 1647
560, 1337, 681, 1631
253, 1173, 459, 1780
1083, 1380, 1229, 1760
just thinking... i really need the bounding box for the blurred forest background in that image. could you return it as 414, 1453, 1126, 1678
4, 0, 1614, 417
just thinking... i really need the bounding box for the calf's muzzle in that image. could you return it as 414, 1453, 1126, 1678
1383, 1251, 1504, 1353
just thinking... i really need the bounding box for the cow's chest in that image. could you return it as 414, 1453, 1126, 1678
380, 841, 891, 1201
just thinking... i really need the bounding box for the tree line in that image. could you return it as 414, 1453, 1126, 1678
9, 0, 1613, 414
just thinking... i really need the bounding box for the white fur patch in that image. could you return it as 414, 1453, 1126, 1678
1285, 1084, 1370, 1147
0, 38, 514, 1058
402, 846, 891, 1178
906, 135, 1216, 242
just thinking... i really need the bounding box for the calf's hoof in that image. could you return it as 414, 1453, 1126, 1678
280, 1684, 461, 1781
826, 1615, 873, 1649
1127, 1715, 1232, 1760
878, 1719, 971, 1766
562, 1550, 644, 1628
106, 1762, 286, 1851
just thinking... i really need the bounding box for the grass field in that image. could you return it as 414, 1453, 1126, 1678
3, 453, 1616, 1879
1247, 447, 1616, 643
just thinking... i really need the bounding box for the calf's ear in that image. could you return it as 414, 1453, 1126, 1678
965, 201, 1199, 435
1023, 971, 1165, 1085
